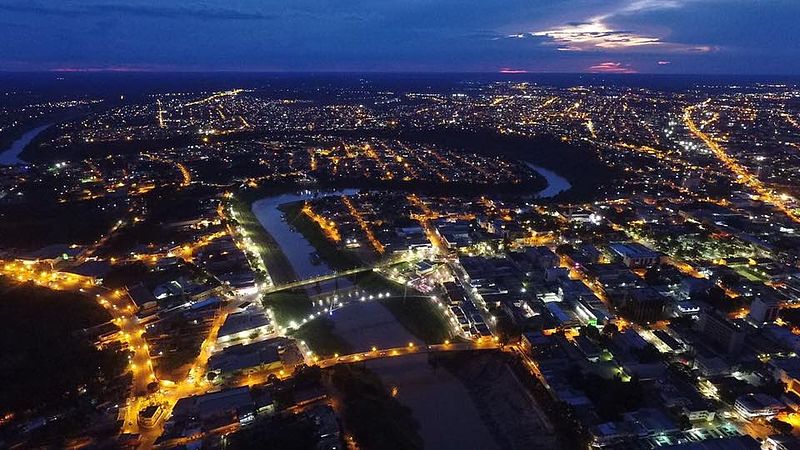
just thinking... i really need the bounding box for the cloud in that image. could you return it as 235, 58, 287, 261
531, 20, 660, 51
528, 18, 713, 54
657, 60, 670, 65
499, 68, 528, 74
618, 0, 685, 15
588, 61, 637, 73
0, 2, 273, 21
512, 0, 714, 54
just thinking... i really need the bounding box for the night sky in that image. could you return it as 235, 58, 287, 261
1, 0, 799, 74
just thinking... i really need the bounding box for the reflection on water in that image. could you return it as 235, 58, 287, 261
251, 189, 358, 280
527, 162, 572, 198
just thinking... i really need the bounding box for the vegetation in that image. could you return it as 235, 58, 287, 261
779, 308, 800, 329
378, 296, 451, 344
263, 289, 314, 327
691, 286, 746, 314
383, 128, 614, 201
331, 364, 423, 450
565, 368, 644, 421
278, 201, 361, 271
352, 271, 404, 295
227, 413, 319, 450
292, 317, 352, 358
0, 278, 127, 413
0, 197, 121, 249
230, 196, 299, 285
100, 262, 151, 289
481, 351, 590, 450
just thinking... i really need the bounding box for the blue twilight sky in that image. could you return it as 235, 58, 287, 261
0, 0, 798, 74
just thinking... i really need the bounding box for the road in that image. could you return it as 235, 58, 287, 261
316, 339, 501, 368
684, 103, 800, 223
0, 260, 157, 436
263, 265, 378, 294
261, 254, 411, 295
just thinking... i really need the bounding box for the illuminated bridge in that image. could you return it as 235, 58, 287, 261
263, 257, 437, 294
263, 266, 380, 294
315, 340, 502, 368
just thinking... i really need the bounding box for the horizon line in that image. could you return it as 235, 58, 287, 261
1, 69, 800, 77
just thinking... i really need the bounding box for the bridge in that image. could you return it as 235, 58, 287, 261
233, 340, 503, 387
263, 256, 434, 294
263, 265, 380, 294
315, 340, 502, 368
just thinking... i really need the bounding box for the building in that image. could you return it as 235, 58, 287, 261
733, 393, 784, 419
573, 334, 603, 361
138, 405, 164, 428
609, 243, 661, 269
748, 295, 780, 325
664, 436, 760, 450
770, 357, 800, 396
208, 340, 283, 384
763, 435, 800, 450
697, 311, 748, 355
170, 386, 255, 425
525, 246, 560, 269
217, 310, 273, 349
656, 377, 716, 423
434, 220, 476, 249
621, 288, 666, 323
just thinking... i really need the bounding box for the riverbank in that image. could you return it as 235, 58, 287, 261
230, 196, 298, 285
438, 351, 557, 449
0, 124, 51, 165
251, 189, 359, 281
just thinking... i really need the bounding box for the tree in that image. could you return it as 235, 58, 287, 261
644, 266, 662, 286
555, 243, 574, 256
602, 323, 619, 336
677, 414, 692, 430
770, 418, 794, 435
580, 325, 600, 341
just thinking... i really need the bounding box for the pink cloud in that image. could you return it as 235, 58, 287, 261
588, 61, 637, 74
499, 68, 529, 74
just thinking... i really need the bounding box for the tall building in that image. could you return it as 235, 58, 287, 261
697, 311, 748, 355
621, 288, 666, 323
748, 295, 780, 325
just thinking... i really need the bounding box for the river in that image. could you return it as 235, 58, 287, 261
0, 124, 51, 165
527, 162, 572, 198
251, 189, 359, 280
